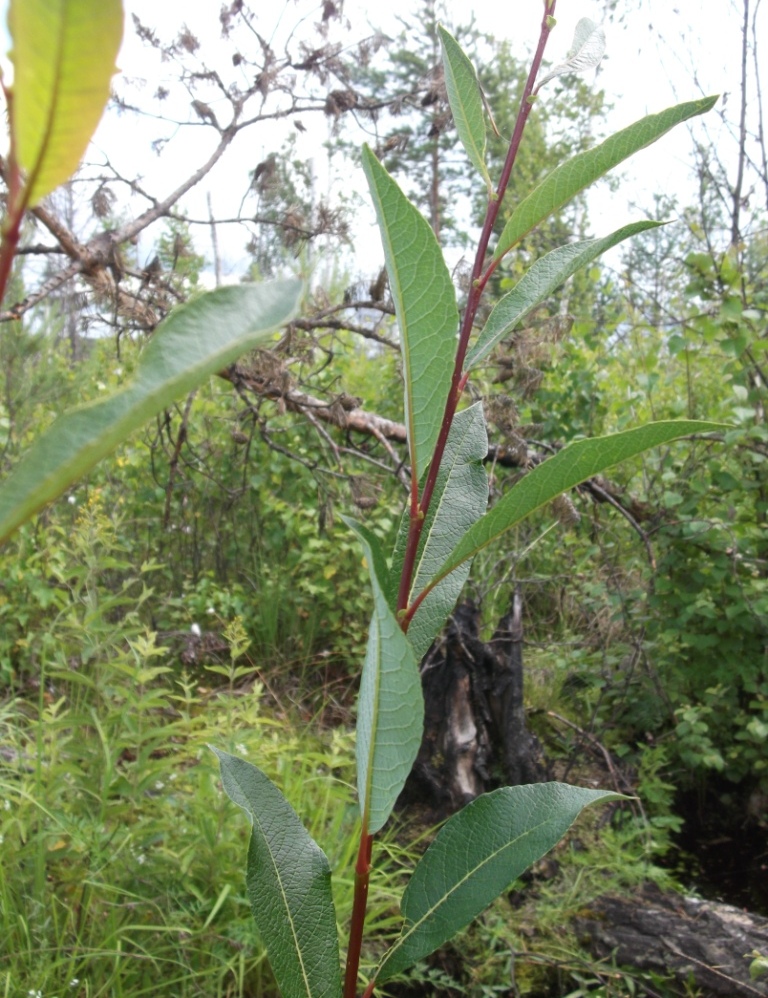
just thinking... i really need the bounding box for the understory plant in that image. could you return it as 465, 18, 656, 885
0, 3, 723, 998
212, 10, 721, 998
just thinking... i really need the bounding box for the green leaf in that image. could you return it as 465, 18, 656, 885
424, 420, 726, 593
390, 403, 488, 660
749, 954, 768, 981
361, 146, 458, 482
377, 783, 622, 981
9, 0, 124, 206
438, 26, 492, 194
466, 222, 661, 370
346, 519, 423, 834
213, 750, 342, 998
493, 97, 717, 262
0, 280, 303, 545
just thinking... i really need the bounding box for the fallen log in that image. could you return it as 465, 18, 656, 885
574, 882, 768, 997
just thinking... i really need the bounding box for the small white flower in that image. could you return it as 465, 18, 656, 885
3, 799, 10, 810
67, 495, 76, 505
207, 606, 215, 615
70, 980, 80, 988
236, 743, 247, 756
190, 623, 201, 637
169, 772, 178, 781
154, 780, 164, 791
137, 853, 146, 865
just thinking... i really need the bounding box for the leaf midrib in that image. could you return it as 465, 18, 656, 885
381, 815, 551, 972
238, 770, 315, 998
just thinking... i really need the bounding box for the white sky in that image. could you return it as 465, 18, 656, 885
1, 1, 760, 281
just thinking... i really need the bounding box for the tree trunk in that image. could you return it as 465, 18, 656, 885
398, 591, 544, 820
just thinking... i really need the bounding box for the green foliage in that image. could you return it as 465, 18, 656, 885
563, 225, 768, 795
467, 221, 662, 370
0, 496, 373, 997
376, 784, 621, 982
361, 146, 458, 481
438, 26, 493, 195
215, 751, 342, 998
493, 97, 717, 262
0, 282, 303, 543
216, 25, 718, 998
390, 402, 488, 661
0, 284, 87, 468
433, 421, 725, 589
0, 7, 735, 998
346, 519, 423, 836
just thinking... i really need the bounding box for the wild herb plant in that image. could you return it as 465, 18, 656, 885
0, 3, 723, 998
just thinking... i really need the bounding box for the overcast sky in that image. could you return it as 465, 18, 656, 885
2, 1, 761, 281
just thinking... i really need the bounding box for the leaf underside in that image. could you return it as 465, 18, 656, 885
493, 96, 718, 262
390, 403, 488, 661
467, 221, 662, 370
377, 783, 623, 980
361, 146, 458, 482
346, 518, 424, 834
430, 419, 727, 589
438, 26, 492, 193
214, 750, 342, 998
0, 281, 303, 545
9, 0, 124, 205
537, 17, 606, 89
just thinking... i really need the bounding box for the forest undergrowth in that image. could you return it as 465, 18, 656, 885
0, 463, 710, 998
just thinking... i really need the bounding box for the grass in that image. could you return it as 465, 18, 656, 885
0, 665, 418, 998
0, 498, 403, 998
1, 680, 338, 997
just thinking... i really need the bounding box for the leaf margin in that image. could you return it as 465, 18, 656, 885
376, 782, 624, 981
419, 420, 728, 600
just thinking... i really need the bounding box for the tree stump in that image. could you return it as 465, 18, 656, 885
398, 591, 544, 819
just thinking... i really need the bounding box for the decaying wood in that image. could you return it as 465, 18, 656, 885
488, 587, 545, 787
398, 595, 544, 819
575, 882, 768, 997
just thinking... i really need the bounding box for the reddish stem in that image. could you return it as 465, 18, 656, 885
0, 210, 23, 308
354, 10, 559, 997
343, 830, 373, 998
396, 0, 557, 620
0, 85, 29, 307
